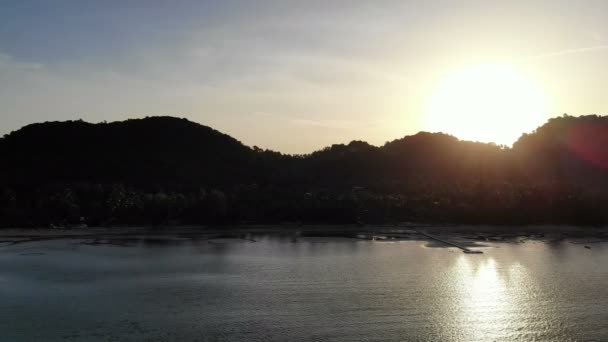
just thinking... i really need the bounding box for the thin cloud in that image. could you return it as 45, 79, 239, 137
520, 45, 608, 62
0, 53, 43, 71
251, 111, 376, 130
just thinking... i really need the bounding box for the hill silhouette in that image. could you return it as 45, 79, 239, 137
0, 117, 254, 187
1, 114, 607, 226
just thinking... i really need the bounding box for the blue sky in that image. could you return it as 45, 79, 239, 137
2, 1, 608, 152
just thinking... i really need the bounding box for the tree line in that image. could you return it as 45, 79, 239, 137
1, 114, 607, 227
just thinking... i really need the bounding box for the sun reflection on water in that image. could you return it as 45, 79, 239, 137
446, 256, 538, 341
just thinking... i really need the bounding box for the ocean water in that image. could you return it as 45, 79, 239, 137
1, 234, 607, 341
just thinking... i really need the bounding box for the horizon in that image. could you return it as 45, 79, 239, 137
2, 1, 608, 153
1, 113, 593, 154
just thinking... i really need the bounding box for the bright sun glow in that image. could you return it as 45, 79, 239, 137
425, 63, 548, 145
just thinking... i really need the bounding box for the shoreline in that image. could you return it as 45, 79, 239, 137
1, 224, 607, 240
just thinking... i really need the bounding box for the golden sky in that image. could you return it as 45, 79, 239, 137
1, 1, 608, 153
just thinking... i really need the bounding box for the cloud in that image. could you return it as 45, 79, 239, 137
288, 118, 380, 131
250, 111, 382, 131
521, 45, 608, 61
0, 53, 42, 71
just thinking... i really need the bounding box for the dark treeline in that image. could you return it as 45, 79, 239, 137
1, 114, 608, 227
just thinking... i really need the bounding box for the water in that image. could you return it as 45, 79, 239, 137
1, 234, 607, 341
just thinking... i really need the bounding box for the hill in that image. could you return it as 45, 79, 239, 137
0, 117, 255, 187
1, 114, 607, 226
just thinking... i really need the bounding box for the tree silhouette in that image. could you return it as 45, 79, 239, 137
1, 115, 607, 227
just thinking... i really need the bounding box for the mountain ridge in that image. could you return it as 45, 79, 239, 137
1, 114, 608, 226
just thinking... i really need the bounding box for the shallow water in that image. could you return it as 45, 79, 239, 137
1, 235, 607, 341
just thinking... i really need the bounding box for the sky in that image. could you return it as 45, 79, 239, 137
1, 0, 608, 153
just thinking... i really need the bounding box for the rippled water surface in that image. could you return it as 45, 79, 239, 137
1, 235, 607, 341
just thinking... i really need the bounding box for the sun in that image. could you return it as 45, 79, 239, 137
424, 63, 547, 145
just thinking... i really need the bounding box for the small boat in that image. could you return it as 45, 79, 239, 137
463, 250, 483, 254
584, 246, 591, 249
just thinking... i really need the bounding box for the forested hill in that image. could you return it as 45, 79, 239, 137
1, 114, 608, 226
0, 117, 255, 187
